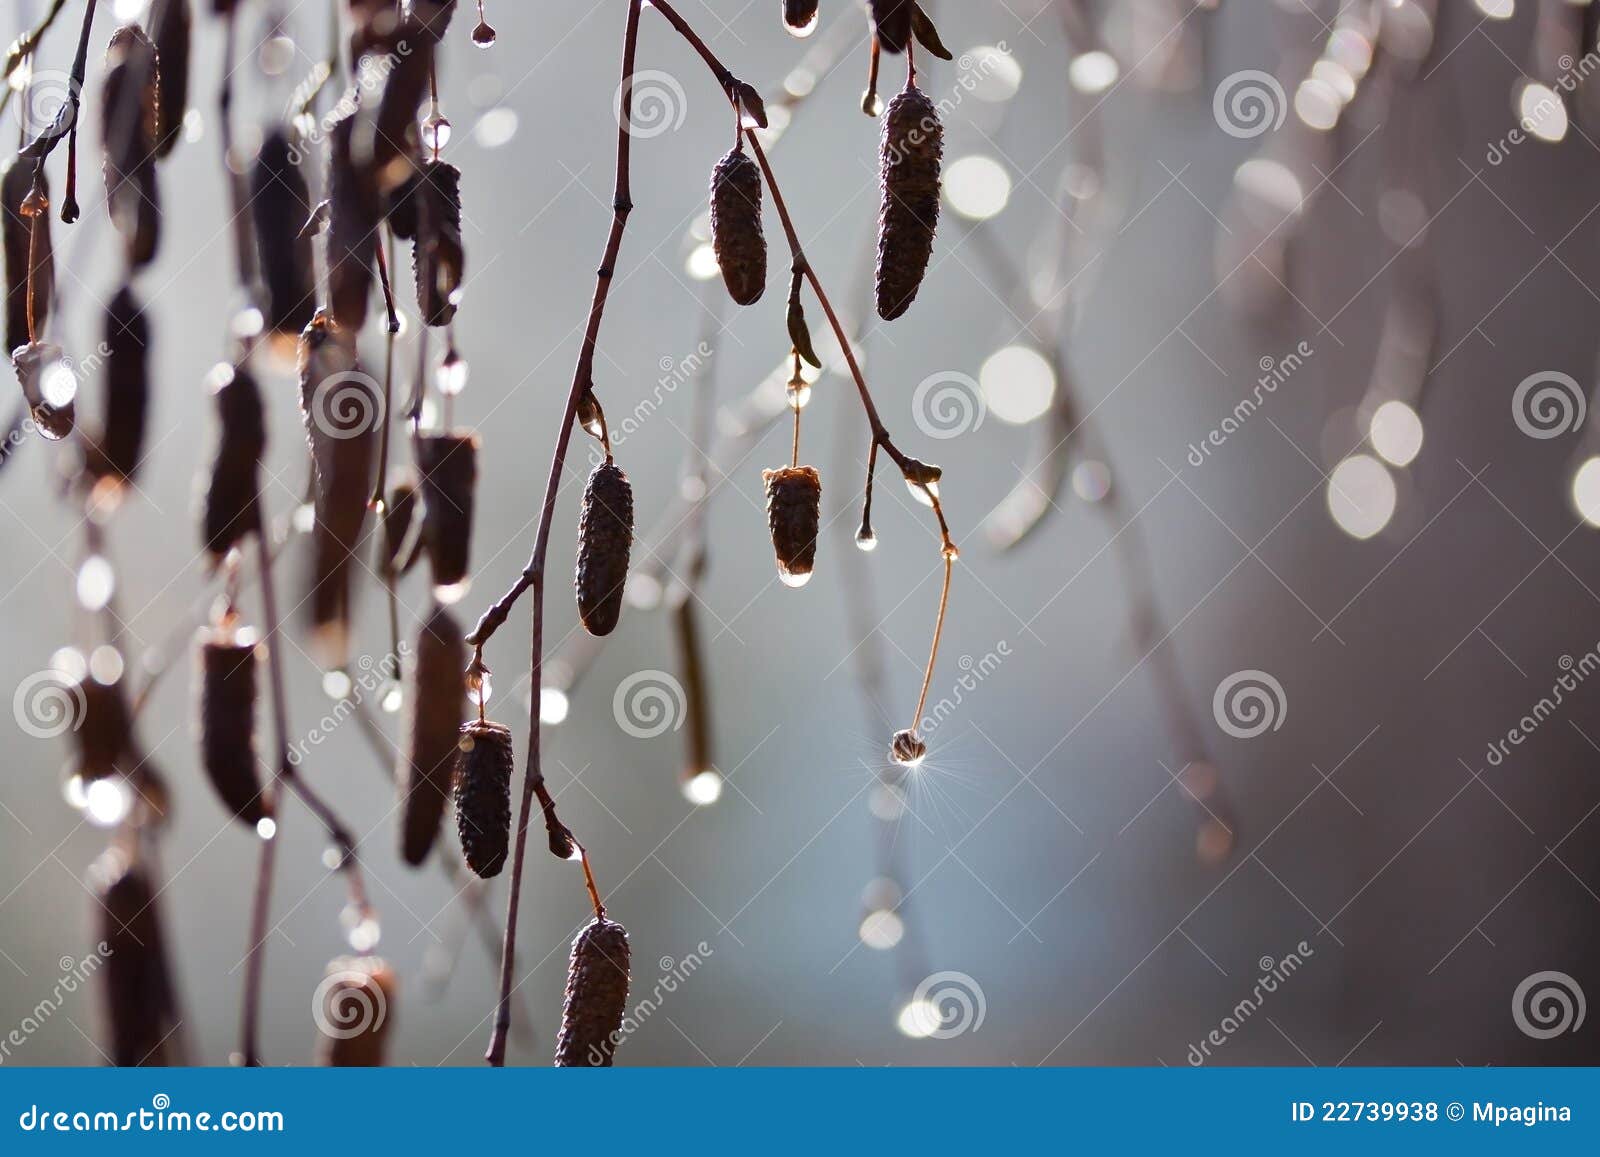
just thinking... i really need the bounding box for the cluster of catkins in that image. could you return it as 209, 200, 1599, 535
703, 3, 947, 587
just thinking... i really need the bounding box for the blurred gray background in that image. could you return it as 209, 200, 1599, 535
2, 0, 1599, 1066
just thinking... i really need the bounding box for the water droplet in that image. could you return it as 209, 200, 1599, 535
785, 8, 820, 38
787, 382, 812, 411
469, 669, 493, 709
539, 686, 570, 725
682, 769, 723, 806
77, 556, 115, 611
421, 114, 452, 152
381, 684, 403, 714
472, 20, 497, 47
256, 817, 278, 840
778, 568, 813, 589
855, 527, 879, 552
436, 351, 469, 396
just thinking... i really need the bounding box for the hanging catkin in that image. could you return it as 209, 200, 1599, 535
370, 22, 433, 191
148, 0, 193, 158
201, 362, 264, 566
398, 604, 466, 866
297, 313, 378, 664
875, 85, 942, 321
783, 0, 820, 35
763, 465, 821, 586
74, 674, 134, 783
411, 162, 465, 326
326, 112, 379, 332
574, 459, 633, 637
710, 146, 767, 306
314, 956, 397, 1066
453, 719, 512, 878
381, 475, 419, 574
249, 129, 316, 339
197, 630, 266, 827
90, 286, 150, 487
554, 917, 631, 1067
869, 0, 913, 52
101, 25, 163, 269
2, 159, 53, 353
94, 849, 180, 1067
415, 430, 477, 597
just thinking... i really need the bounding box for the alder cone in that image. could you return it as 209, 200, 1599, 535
710, 147, 767, 306
201, 362, 264, 565
876, 86, 943, 321
101, 25, 163, 268
148, 0, 193, 158
574, 459, 633, 637
870, 0, 913, 52
315, 956, 397, 1067
197, 634, 266, 827
95, 851, 180, 1066
453, 720, 512, 878
763, 465, 822, 584
555, 917, 631, 1067
74, 675, 134, 783
2, 159, 53, 353
398, 605, 466, 866
416, 430, 477, 593
91, 286, 150, 485
250, 130, 316, 338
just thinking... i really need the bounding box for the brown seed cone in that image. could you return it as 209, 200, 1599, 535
763, 465, 822, 584
326, 112, 380, 332
710, 147, 767, 306
410, 162, 465, 326
94, 850, 180, 1066
555, 917, 631, 1067
453, 719, 512, 878
10, 341, 75, 440
196, 632, 266, 827
73, 675, 134, 783
102, 25, 163, 268
201, 362, 264, 565
870, 0, 913, 52
250, 129, 316, 338
399, 605, 466, 866
783, 0, 820, 33
416, 430, 478, 594
2, 159, 54, 354
149, 0, 192, 158
314, 955, 397, 1066
297, 314, 378, 663
574, 459, 634, 637
875, 86, 943, 321
89, 286, 150, 485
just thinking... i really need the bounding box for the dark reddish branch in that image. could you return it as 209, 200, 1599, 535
19, 0, 96, 222
482, 0, 644, 1070
479, 0, 957, 1065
